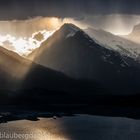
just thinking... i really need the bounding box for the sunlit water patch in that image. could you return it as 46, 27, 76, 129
0, 115, 140, 140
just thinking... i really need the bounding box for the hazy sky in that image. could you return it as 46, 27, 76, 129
0, 0, 140, 55
0, 15, 140, 37
0, 0, 139, 35
0, 0, 140, 19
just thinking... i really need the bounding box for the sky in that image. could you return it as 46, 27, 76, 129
0, 0, 139, 35
0, 0, 140, 19
0, 0, 140, 55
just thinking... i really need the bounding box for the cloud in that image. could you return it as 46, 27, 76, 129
73, 14, 140, 35
1, 0, 140, 20
0, 17, 63, 37
0, 15, 140, 40
2, 40, 15, 51
0, 17, 87, 38
0, 14, 140, 55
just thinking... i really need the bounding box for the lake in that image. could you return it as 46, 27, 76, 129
0, 114, 140, 140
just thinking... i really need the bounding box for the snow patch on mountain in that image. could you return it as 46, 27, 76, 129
66, 31, 76, 38
85, 28, 140, 60
65, 24, 80, 38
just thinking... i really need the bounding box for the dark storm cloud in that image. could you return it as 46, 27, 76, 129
0, 0, 140, 20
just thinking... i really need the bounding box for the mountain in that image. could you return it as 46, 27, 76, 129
124, 23, 140, 44
0, 46, 32, 88
28, 23, 140, 92
0, 46, 106, 105
0, 46, 79, 90
85, 27, 140, 59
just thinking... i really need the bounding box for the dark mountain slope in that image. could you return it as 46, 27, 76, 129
28, 24, 140, 92
0, 46, 105, 105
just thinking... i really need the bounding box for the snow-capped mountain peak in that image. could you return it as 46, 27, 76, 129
27, 23, 140, 92
61, 23, 81, 32
59, 23, 81, 38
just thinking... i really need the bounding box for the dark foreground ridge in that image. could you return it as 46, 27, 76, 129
0, 104, 140, 124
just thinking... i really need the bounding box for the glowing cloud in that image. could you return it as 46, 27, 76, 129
0, 17, 66, 55
0, 17, 78, 56
0, 15, 139, 55
0, 30, 54, 56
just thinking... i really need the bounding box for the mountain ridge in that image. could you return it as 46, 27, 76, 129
28, 23, 140, 92
85, 27, 140, 59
